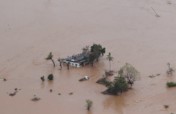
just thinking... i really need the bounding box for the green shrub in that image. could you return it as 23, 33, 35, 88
105, 76, 128, 95
96, 77, 111, 86
167, 82, 176, 87
48, 74, 54, 81
86, 99, 93, 111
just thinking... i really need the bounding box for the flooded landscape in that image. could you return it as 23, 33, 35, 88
0, 0, 176, 114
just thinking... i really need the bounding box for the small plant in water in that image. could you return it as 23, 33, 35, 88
46, 52, 55, 67
86, 99, 93, 111
167, 63, 174, 75
167, 82, 176, 88
48, 74, 54, 81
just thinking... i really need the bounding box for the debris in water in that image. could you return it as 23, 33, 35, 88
58, 93, 61, 95
164, 105, 169, 109
79, 76, 89, 82
9, 92, 16, 97
31, 95, 40, 102
167, 1, 172, 5
3, 78, 7, 81
148, 75, 155, 78
40, 76, 45, 81
151, 7, 160, 17
69, 92, 73, 95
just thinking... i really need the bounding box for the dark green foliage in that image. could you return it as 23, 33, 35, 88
86, 99, 93, 111
167, 82, 176, 87
105, 76, 128, 95
90, 44, 106, 61
106, 52, 113, 71
48, 74, 54, 81
46, 52, 53, 60
103, 63, 139, 95
101, 48, 106, 56
118, 63, 139, 87
89, 53, 96, 66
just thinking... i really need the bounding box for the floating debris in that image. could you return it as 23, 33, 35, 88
79, 76, 89, 82
58, 93, 61, 95
148, 74, 161, 78
151, 7, 160, 17
31, 95, 40, 102
3, 78, 7, 81
167, 1, 172, 5
164, 105, 169, 109
9, 92, 16, 97
40, 76, 45, 81
50, 89, 53, 93
148, 75, 155, 78
69, 92, 73, 95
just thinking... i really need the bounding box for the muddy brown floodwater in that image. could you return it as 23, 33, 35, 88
0, 0, 176, 114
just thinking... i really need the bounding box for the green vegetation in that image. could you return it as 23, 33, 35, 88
104, 76, 128, 95
48, 74, 54, 81
90, 44, 105, 57
103, 63, 139, 95
46, 52, 55, 67
106, 52, 113, 71
96, 77, 111, 86
89, 44, 106, 66
167, 82, 176, 88
86, 99, 93, 111
118, 63, 139, 87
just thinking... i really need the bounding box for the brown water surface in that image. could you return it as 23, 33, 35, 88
0, 0, 176, 114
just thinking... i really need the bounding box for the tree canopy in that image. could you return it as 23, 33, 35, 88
88, 44, 106, 65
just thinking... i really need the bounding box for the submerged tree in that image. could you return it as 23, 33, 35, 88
103, 63, 139, 95
106, 52, 113, 71
46, 52, 55, 67
48, 74, 54, 81
104, 76, 128, 95
87, 44, 106, 66
86, 99, 93, 111
90, 44, 106, 62
119, 63, 139, 87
